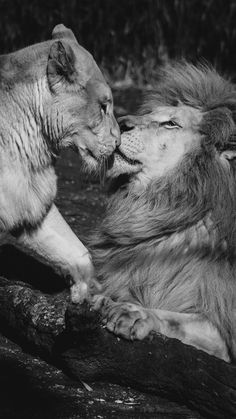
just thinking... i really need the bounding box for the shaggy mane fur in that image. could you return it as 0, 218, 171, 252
142, 62, 236, 115
91, 62, 236, 358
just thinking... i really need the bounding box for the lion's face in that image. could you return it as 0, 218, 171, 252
108, 105, 202, 188
45, 25, 120, 170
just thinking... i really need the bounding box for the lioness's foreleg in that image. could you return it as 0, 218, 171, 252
93, 296, 229, 362
9, 205, 98, 302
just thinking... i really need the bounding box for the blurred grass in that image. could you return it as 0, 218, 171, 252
0, 0, 235, 86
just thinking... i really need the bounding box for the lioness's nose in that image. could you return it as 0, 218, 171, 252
115, 131, 121, 146
111, 121, 121, 146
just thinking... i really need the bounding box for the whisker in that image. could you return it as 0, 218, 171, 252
101, 156, 106, 187
98, 156, 105, 186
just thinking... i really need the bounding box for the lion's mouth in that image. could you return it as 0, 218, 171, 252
106, 146, 142, 179
116, 148, 141, 166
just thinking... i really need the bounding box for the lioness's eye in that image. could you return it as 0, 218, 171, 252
101, 103, 107, 116
159, 120, 182, 129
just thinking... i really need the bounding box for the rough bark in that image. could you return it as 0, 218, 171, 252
0, 276, 235, 419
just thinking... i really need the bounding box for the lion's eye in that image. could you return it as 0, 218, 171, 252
159, 120, 181, 129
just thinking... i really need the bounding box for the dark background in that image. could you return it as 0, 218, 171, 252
0, 2, 233, 418
1, 0, 236, 86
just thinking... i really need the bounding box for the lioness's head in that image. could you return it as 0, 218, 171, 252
3, 24, 119, 169
44, 24, 120, 168
108, 63, 236, 190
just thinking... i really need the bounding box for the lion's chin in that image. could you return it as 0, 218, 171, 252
106, 148, 142, 179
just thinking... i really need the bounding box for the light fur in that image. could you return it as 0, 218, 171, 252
0, 24, 120, 302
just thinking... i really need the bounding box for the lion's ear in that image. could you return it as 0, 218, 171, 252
220, 150, 236, 161
52, 24, 78, 43
47, 40, 77, 91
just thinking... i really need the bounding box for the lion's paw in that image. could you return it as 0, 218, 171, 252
107, 305, 155, 340
92, 297, 155, 341
92, 295, 116, 314
129, 316, 155, 340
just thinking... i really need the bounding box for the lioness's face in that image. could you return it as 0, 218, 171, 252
46, 25, 120, 169
108, 105, 202, 188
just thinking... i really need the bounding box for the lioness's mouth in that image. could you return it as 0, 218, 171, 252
86, 148, 99, 161
71, 145, 99, 164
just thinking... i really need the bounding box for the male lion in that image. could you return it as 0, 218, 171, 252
92, 63, 236, 362
0, 24, 120, 302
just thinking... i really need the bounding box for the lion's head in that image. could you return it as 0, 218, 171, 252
108, 63, 236, 193
108, 104, 202, 188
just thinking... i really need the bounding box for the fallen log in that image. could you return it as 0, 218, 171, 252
0, 276, 235, 419
2, 333, 199, 419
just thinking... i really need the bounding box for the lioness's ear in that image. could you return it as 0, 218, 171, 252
47, 40, 77, 91
52, 24, 78, 43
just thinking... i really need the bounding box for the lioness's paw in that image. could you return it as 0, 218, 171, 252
69, 252, 101, 304
70, 281, 89, 304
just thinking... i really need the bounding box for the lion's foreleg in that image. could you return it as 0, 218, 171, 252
141, 309, 230, 362
10, 204, 98, 302
93, 296, 230, 362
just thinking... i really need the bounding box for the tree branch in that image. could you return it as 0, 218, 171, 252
0, 276, 235, 419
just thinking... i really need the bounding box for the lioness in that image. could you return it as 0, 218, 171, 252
93, 63, 236, 362
0, 24, 120, 302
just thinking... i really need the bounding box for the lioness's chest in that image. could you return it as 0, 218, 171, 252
0, 164, 57, 232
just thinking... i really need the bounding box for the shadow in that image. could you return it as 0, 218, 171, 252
0, 245, 65, 293
0, 356, 85, 419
